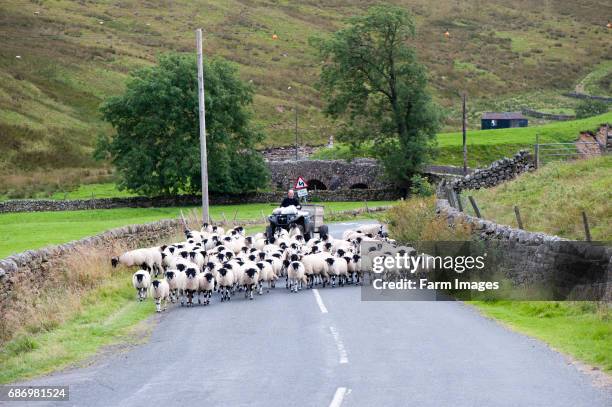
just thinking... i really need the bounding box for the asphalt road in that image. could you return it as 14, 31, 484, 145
4, 221, 611, 407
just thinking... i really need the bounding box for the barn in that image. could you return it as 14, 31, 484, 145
481, 112, 528, 130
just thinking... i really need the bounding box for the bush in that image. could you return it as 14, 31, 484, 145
385, 197, 472, 244
575, 99, 609, 119
409, 174, 434, 197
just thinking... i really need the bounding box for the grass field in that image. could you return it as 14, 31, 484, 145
312, 111, 612, 167
0, 201, 395, 258
1, 0, 611, 175
472, 301, 612, 372
464, 156, 611, 240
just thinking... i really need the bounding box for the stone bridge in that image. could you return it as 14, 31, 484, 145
267, 159, 389, 190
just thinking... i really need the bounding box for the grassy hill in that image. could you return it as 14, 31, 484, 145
1, 0, 611, 176
312, 111, 612, 167
464, 155, 611, 240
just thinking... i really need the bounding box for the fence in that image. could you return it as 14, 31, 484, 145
533, 135, 607, 168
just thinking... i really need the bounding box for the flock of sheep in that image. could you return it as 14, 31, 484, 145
112, 222, 392, 312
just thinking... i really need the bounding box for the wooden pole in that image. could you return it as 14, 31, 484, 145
514, 205, 523, 229
196, 28, 210, 224
462, 92, 468, 175
295, 103, 299, 161
582, 211, 592, 242
535, 134, 540, 169
455, 191, 463, 212
468, 196, 482, 218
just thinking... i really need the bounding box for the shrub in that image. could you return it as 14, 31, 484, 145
385, 196, 472, 244
575, 99, 609, 119
409, 174, 434, 197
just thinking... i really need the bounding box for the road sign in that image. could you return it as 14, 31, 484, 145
297, 188, 308, 197
294, 176, 308, 190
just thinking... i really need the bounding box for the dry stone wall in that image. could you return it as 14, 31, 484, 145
451, 150, 534, 192
0, 189, 401, 214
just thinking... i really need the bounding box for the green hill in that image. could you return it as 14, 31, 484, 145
1, 0, 611, 175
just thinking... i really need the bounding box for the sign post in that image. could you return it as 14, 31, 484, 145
294, 176, 308, 201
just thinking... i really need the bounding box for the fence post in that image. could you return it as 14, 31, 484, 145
364, 200, 369, 213
468, 196, 482, 218
514, 205, 524, 229
535, 134, 540, 169
582, 211, 592, 242
455, 191, 463, 212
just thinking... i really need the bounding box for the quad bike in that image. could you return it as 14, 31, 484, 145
266, 204, 328, 241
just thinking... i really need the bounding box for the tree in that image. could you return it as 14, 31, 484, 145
311, 4, 441, 185
97, 53, 268, 196
575, 99, 609, 119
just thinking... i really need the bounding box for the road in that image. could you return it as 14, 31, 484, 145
4, 221, 611, 407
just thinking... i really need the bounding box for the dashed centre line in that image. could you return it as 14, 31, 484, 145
312, 288, 328, 313
329, 387, 348, 407
329, 326, 349, 364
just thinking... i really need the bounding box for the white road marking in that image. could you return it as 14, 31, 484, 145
329, 387, 348, 407
329, 326, 349, 364
312, 289, 328, 313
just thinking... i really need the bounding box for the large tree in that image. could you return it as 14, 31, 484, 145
98, 53, 268, 196
312, 4, 441, 185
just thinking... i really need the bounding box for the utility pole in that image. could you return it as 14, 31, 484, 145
462, 92, 468, 175
196, 28, 209, 223
295, 103, 298, 161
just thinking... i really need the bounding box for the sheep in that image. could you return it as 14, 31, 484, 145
197, 272, 215, 305
132, 270, 151, 301
286, 260, 306, 293
256, 261, 277, 293
217, 265, 236, 302
288, 223, 302, 238
356, 224, 383, 236
113, 248, 163, 276
324, 256, 350, 287
164, 269, 186, 304
301, 253, 329, 288
240, 264, 260, 300
150, 279, 170, 312
184, 267, 200, 306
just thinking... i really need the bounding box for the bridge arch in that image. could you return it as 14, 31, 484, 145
267, 159, 388, 191
307, 179, 327, 190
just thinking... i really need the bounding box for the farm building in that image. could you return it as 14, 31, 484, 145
481, 112, 528, 130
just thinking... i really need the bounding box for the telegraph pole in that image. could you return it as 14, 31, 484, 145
196, 29, 210, 223
462, 92, 468, 175
295, 104, 298, 161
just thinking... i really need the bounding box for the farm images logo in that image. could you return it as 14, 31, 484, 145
359, 241, 611, 302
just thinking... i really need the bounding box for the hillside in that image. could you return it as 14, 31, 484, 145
465, 155, 611, 240
1, 0, 611, 175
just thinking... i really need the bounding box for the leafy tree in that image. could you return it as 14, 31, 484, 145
575, 99, 609, 119
97, 53, 268, 196
311, 4, 441, 186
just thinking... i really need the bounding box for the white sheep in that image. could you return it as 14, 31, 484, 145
184, 267, 200, 306
164, 269, 186, 304
324, 256, 350, 287
256, 261, 277, 293
150, 279, 170, 312
113, 248, 163, 276
216, 265, 236, 302
286, 261, 306, 293
197, 272, 215, 305
132, 270, 151, 301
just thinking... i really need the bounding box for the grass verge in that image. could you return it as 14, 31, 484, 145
0, 269, 157, 384
471, 301, 612, 373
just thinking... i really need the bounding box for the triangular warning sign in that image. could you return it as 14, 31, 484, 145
294, 176, 308, 189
